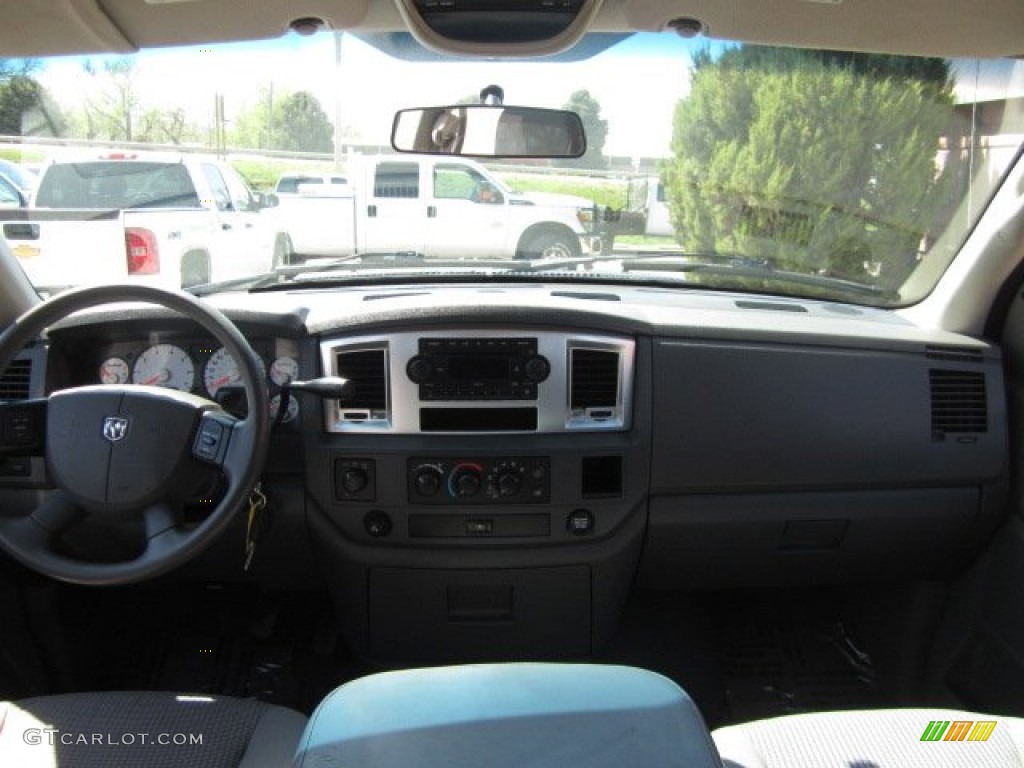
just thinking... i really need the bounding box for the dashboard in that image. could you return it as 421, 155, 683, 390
0, 282, 1009, 663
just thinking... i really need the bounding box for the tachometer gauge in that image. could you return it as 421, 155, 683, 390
131, 344, 194, 391
269, 356, 299, 387
270, 394, 299, 423
204, 347, 263, 397
99, 357, 130, 385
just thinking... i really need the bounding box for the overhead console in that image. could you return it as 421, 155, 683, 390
320, 330, 634, 434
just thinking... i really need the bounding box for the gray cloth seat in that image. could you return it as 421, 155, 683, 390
712, 708, 1024, 768
0, 690, 307, 768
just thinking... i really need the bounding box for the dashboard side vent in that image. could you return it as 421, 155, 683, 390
570, 348, 620, 409
0, 358, 32, 401
336, 348, 388, 414
926, 345, 985, 364
930, 369, 987, 434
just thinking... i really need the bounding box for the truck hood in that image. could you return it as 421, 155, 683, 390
510, 191, 595, 209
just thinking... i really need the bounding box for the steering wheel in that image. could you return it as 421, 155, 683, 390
0, 284, 270, 586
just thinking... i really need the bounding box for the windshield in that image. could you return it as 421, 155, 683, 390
1, 32, 1021, 306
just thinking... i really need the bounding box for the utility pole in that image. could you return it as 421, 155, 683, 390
334, 31, 344, 171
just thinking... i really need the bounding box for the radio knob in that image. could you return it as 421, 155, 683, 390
497, 472, 521, 497
413, 467, 442, 497
406, 356, 433, 384
524, 355, 550, 383
452, 467, 482, 497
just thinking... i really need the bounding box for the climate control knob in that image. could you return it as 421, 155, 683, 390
496, 472, 522, 497
413, 466, 443, 497
451, 466, 482, 497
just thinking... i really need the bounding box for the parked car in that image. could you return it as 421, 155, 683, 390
0, 158, 36, 200
0, 1, 1023, 767
0, 153, 292, 290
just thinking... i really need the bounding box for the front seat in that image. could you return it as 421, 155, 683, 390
712, 708, 1024, 767
0, 691, 306, 768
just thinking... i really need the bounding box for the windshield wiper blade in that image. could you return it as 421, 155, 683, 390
619, 252, 896, 300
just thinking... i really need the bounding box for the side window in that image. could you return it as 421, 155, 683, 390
201, 165, 232, 211
277, 176, 313, 194
220, 166, 257, 212
373, 163, 419, 199
0, 176, 21, 207
434, 165, 503, 204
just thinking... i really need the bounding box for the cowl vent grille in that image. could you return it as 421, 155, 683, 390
336, 349, 387, 412
930, 369, 987, 434
926, 345, 985, 365
570, 349, 619, 409
0, 359, 32, 401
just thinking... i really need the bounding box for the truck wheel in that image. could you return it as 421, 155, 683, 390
273, 234, 299, 268
180, 252, 210, 288
523, 231, 580, 260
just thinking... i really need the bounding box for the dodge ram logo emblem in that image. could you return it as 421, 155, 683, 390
102, 416, 130, 443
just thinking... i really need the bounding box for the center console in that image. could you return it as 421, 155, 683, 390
305, 327, 650, 663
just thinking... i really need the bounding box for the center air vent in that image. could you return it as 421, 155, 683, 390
567, 345, 626, 430
570, 348, 619, 408
336, 348, 388, 416
0, 358, 32, 401
930, 369, 987, 434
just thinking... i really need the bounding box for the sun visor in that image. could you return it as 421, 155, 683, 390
625, 0, 1024, 59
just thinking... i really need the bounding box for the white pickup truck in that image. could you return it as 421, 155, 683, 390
0, 153, 292, 290
272, 155, 601, 261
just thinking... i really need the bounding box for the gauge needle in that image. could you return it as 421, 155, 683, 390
211, 374, 235, 389
143, 370, 169, 385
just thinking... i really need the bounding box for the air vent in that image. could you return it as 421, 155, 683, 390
570, 348, 619, 409
930, 369, 987, 434
336, 349, 388, 413
734, 300, 808, 313
926, 345, 985, 364
0, 359, 32, 401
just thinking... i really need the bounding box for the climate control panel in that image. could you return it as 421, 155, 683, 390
408, 457, 550, 505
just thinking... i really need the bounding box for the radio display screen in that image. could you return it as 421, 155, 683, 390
448, 356, 510, 381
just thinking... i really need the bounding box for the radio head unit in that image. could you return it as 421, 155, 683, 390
406, 337, 550, 401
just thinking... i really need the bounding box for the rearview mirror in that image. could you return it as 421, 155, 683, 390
392, 105, 586, 159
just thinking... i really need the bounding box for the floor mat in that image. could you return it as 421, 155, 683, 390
714, 593, 891, 723
78, 585, 367, 715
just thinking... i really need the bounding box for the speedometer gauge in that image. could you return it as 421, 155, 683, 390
131, 344, 194, 391
204, 347, 263, 397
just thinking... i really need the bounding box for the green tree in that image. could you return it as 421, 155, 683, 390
663, 47, 955, 289
276, 91, 333, 152
0, 60, 64, 136
231, 88, 333, 152
79, 58, 138, 140
563, 90, 608, 169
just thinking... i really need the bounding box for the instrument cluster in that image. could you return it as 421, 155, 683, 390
90, 337, 303, 423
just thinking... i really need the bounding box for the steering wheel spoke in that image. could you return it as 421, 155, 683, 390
32, 491, 87, 535
0, 398, 47, 456
192, 410, 239, 466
